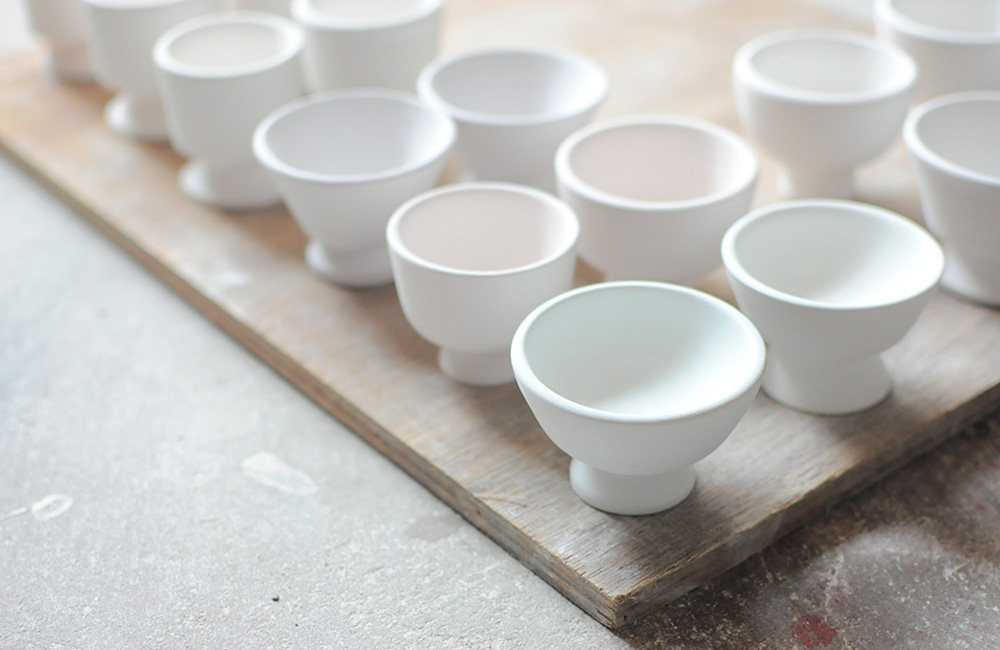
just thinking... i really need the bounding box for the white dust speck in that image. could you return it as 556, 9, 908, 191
31, 494, 74, 521
0, 495, 74, 522
241, 452, 318, 495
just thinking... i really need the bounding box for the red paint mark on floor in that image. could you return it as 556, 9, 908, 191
791, 614, 838, 647
976, 503, 988, 511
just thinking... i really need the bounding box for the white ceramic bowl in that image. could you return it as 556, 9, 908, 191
26, 0, 93, 82
511, 281, 765, 515
733, 29, 917, 199
154, 11, 305, 210
417, 46, 608, 192
875, 0, 1000, 102
722, 200, 944, 415
254, 89, 455, 288
904, 91, 1000, 306
80, 0, 222, 141
292, 0, 443, 92
387, 182, 579, 386
555, 115, 759, 284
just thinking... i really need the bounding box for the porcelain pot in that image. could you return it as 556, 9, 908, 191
733, 29, 917, 199
722, 199, 944, 414
388, 182, 579, 386
154, 11, 305, 210
254, 89, 455, 288
418, 46, 608, 192
904, 91, 1000, 306
511, 281, 765, 515
555, 114, 758, 284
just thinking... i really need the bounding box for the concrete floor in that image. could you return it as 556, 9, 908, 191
3, 2, 1000, 647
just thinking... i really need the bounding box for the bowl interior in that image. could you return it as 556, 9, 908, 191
521, 285, 762, 418
262, 96, 451, 177
395, 187, 575, 272
750, 35, 910, 95
888, 0, 1000, 35
427, 50, 604, 120
167, 21, 293, 73
307, 0, 435, 24
730, 204, 942, 307
912, 97, 1000, 179
565, 121, 756, 203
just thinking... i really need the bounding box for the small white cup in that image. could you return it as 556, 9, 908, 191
722, 200, 944, 415
25, 0, 94, 83
511, 281, 765, 515
81, 0, 222, 141
154, 11, 305, 211
875, 0, 1000, 102
904, 91, 1000, 306
555, 115, 759, 284
292, 0, 443, 92
254, 89, 455, 288
387, 182, 580, 386
418, 46, 608, 192
733, 29, 917, 199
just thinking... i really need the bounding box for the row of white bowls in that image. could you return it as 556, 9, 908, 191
24, 0, 1000, 516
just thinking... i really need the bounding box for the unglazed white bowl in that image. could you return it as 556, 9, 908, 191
26, 0, 94, 82
733, 29, 917, 199
387, 182, 579, 386
555, 115, 758, 284
254, 89, 455, 288
154, 11, 305, 210
417, 46, 608, 192
875, 0, 1000, 102
81, 0, 222, 141
722, 200, 944, 415
511, 281, 765, 515
904, 91, 1000, 306
292, 0, 443, 92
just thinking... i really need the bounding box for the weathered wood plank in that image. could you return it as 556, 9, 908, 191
1, 0, 998, 627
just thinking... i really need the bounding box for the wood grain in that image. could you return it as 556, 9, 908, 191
1, 0, 998, 627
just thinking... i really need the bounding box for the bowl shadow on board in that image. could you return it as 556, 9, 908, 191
329, 278, 438, 371
612, 413, 1000, 645
229, 203, 311, 262
853, 146, 924, 221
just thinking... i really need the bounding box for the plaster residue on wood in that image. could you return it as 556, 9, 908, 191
241, 451, 318, 495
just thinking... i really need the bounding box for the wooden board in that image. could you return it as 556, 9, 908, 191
2, 0, 999, 628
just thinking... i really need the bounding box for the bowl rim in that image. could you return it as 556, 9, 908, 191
252, 88, 456, 183
416, 45, 609, 126
721, 199, 945, 311
903, 90, 1000, 188
554, 114, 760, 211
82, 0, 205, 10
510, 281, 766, 424
154, 11, 304, 80
875, 0, 1000, 45
386, 181, 580, 277
732, 28, 918, 106
291, 0, 443, 30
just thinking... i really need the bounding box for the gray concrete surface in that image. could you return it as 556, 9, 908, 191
0, 154, 618, 648
4, 2, 1000, 648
